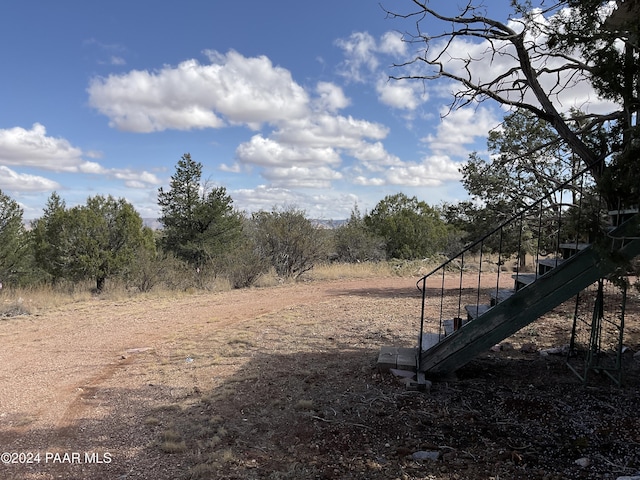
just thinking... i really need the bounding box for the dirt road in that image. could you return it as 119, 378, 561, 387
0, 277, 418, 479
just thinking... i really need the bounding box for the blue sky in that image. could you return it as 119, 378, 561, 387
0, 1, 603, 220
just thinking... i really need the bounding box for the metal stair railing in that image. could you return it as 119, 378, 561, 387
416, 162, 606, 369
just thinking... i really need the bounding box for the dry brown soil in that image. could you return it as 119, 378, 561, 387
0, 275, 639, 480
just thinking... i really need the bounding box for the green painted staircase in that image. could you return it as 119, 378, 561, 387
418, 211, 640, 375
377, 160, 640, 382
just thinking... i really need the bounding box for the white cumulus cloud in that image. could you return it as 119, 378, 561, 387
351, 141, 403, 169
335, 32, 380, 82
314, 81, 351, 113
234, 112, 394, 189
0, 123, 159, 194
423, 107, 500, 158
0, 165, 60, 192
0, 123, 85, 171
336, 30, 428, 111
88, 50, 311, 132
263, 165, 342, 189
354, 175, 385, 186
379, 31, 407, 56
376, 76, 427, 111
232, 185, 303, 213
275, 114, 388, 149
236, 135, 341, 168
386, 155, 462, 187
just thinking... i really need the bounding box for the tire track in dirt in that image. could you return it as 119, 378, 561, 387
57, 355, 135, 439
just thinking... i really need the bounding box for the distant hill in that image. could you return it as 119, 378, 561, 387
310, 219, 346, 229
142, 218, 163, 230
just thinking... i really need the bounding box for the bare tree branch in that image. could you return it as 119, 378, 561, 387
383, 0, 637, 184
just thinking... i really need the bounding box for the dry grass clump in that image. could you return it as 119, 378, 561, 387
248, 268, 282, 288
0, 261, 423, 317
1, 284, 86, 315
310, 259, 450, 280
0, 277, 230, 316
189, 449, 237, 479
144, 416, 161, 426
0, 262, 409, 318
188, 462, 217, 479
159, 428, 187, 454
0, 297, 32, 318
310, 261, 395, 280
0, 260, 419, 317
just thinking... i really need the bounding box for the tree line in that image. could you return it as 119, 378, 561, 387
0, 154, 458, 293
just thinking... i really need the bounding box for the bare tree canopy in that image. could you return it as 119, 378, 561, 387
385, 0, 639, 206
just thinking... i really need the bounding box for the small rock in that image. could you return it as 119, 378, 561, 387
540, 345, 569, 356
616, 476, 640, 480
405, 378, 432, 392
389, 368, 416, 379
390, 368, 416, 387
412, 450, 440, 461
574, 457, 590, 468
521, 342, 537, 354
490, 344, 502, 352
396, 377, 415, 387
634, 351, 640, 360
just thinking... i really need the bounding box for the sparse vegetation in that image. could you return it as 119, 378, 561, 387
0, 260, 449, 315
250, 205, 330, 279
0, 298, 31, 318
0, 153, 465, 298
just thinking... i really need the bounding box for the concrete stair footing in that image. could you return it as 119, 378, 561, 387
377, 346, 417, 373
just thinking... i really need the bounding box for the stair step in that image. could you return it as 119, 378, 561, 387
513, 273, 537, 290
420, 332, 441, 351
609, 207, 639, 227
538, 257, 566, 275
443, 319, 454, 336
559, 243, 589, 259
490, 289, 514, 306
419, 218, 640, 375
442, 318, 467, 336
464, 304, 492, 320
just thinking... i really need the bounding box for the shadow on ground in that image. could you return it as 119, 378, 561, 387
3, 341, 640, 480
